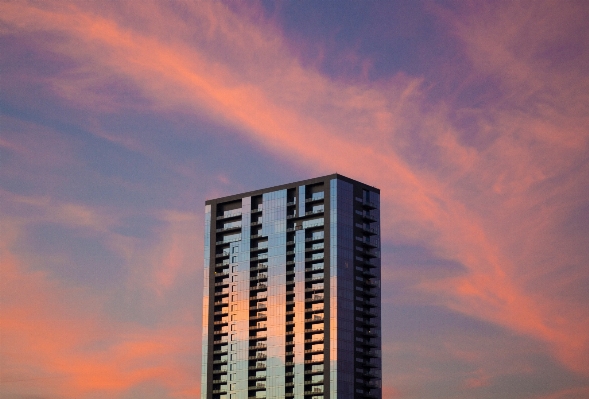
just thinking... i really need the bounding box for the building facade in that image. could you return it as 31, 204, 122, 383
201, 174, 381, 399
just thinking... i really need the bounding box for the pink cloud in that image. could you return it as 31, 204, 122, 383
1, 0, 588, 393
0, 219, 200, 398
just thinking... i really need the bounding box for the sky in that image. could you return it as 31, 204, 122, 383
1, 0, 588, 398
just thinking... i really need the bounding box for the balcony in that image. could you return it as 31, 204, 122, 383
248, 353, 267, 361
305, 194, 324, 203
216, 211, 242, 220
215, 236, 241, 245
304, 368, 324, 375
305, 315, 324, 323
248, 382, 266, 390
250, 273, 268, 281
364, 248, 379, 258
361, 225, 378, 235
248, 362, 267, 370
216, 224, 242, 233
212, 367, 228, 374
213, 327, 229, 335
251, 245, 268, 253
305, 209, 324, 216
250, 263, 268, 272
214, 289, 229, 297
250, 254, 268, 262
356, 236, 378, 248
250, 312, 267, 321
249, 334, 267, 341
215, 251, 230, 258
250, 323, 267, 331
305, 336, 325, 344
305, 306, 324, 315
249, 293, 268, 301
306, 295, 324, 303
358, 211, 377, 222
360, 199, 377, 209
250, 283, 267, 292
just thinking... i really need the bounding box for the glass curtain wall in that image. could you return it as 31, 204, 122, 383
262, 190, 287, 398
329, 179, 355, 398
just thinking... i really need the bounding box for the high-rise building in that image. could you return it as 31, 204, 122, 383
201, 174, 381, 399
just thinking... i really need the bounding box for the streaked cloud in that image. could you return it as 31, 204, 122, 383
1, 0, 587, 397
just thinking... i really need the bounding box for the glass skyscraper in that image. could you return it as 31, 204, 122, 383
201, 174, 381, 399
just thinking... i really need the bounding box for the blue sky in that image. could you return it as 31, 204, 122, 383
1, 1, 589, 398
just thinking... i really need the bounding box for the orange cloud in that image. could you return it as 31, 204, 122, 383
1, 0, 588, 383
0, 228, 200, 398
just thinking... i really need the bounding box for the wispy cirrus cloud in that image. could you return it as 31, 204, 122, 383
1, 1, 588, 397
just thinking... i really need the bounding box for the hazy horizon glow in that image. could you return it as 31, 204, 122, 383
1, 1, 588, 398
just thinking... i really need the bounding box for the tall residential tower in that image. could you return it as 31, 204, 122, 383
201, 174, 381, 399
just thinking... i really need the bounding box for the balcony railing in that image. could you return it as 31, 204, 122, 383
216, 211, 242, 220
305, 193, 324, 202
216, 224, 242, 232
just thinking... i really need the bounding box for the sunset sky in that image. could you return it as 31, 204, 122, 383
1, 1, 589, 398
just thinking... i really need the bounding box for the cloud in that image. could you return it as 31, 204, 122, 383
1, 0, 588, 395
0, 198, 200, 398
